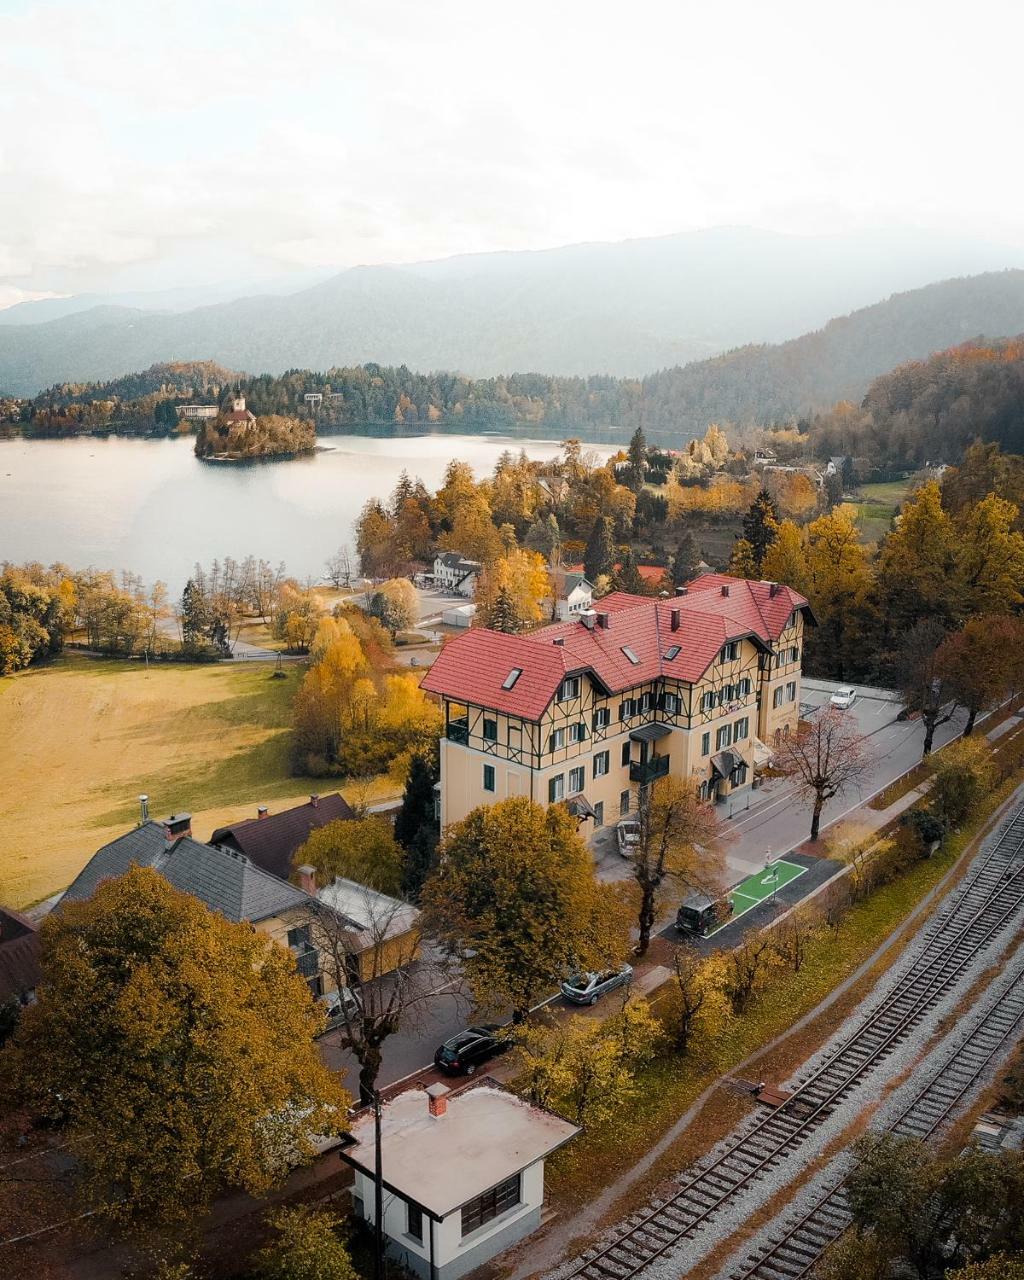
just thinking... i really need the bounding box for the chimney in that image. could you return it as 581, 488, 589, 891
309, 794, 320, 808
427, 1082, 450, 1118
671, 608, 681, 632
580, 610, 596, 630
297, 864, 317, 895
769, 582, 781, 598
163, 813, 192, 843
139, 794, 150, 825
675, 586, 688, 597
596, 611, 610, 630
257, 805, 269, 819
553, 637, 565, 646
721, 584, 730, 597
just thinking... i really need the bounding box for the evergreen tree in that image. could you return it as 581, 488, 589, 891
583, 516, 616, 583
180, 579, 207, 652
727, 538, 758, 579
742, 489, 780, 571
613, 547, 647, 595
487, 584, 522, 633
402, 825, 439, 901
671, 531, 701, 588
625, 427, 648, 492
395, 753, 438, 850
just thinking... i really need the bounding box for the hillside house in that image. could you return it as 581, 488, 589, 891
434, 553, 481, 598
422, 575, 812, 829
555, 572, 594, 622
342, 1080, 579, 1280
0, 907, 42, 1008
210, 793, 355, 883
175, 404, 219, 420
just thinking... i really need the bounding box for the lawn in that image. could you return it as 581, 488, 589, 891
853, 478, 912, 543
0, 654, 398, 908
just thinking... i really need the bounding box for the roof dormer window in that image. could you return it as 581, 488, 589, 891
663, 645, 681, 661
621, 646, 640, 665
502, 667, 523, 690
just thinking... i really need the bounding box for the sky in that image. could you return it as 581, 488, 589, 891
1, 0, 1022, 307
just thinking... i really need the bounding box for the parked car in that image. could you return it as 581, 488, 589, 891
830, 686, 858, 709
616, 819, 641, 857
675, 892, 734, 937
317, 987, 362, 1035
434, 1025, 511, 1076
560, 964, 634, 1006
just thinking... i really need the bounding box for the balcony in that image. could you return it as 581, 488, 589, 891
629, 755, 670, 785
447, 717, 469, 745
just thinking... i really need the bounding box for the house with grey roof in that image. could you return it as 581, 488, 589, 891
60, 814, 362, 1002
433, 552, 481, 598
555, 571, 594, 622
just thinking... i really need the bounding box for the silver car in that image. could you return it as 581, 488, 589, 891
560, 964, 634, 1006
616, 819, 641, 858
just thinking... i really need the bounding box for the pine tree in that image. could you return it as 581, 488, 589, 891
487, 584, 522, 633
742, 489, 780, 571
727, 538, 758, 579
180, 579, 208, 652
671, 531, 701, 588
625, 427, 648, 492
613, 547, 647, 595
395, 754, 438, 850
583, 516, 616, 582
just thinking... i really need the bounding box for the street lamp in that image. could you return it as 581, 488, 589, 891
764, 849, 779, 906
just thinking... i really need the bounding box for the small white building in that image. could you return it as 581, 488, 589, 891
555, 572, 594, 622
343, 1081, 579, 1280
304, 392, 323, 409
434, 553, 481, 599
442, 603, 477, 629
175, 404, 219, 420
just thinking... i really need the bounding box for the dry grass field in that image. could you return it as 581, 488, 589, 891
0, 654, 397, 909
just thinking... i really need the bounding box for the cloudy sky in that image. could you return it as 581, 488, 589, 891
1, 0, 1022, 306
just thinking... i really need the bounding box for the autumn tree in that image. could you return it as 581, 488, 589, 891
727, 537, 758, 579
773, 901, 821, 973
937, 616, 1024, 735
947, 1258, 1024, 1280
760, 519, 808, 593
665, 946, 732, 1054
475, 549, 551, 631
423, 798, 630, 1021
930, 738, 994, 828
812, 1232, 892, 1280
584, 516, 616, 583
725, 932, 782, 1013
274, 583, 322, 652
803, 504, 873, 680
875, 481, 958, 638
294, 816, 405, 895
742, 489, 780, 571
324, 545, 354, 590
5, 867, 346, 1237
776, 707, 871, 840
253, 1207, 358, 1280
366, 577, 417, 636
955, 494, 1024, 617
632, 777, 723, 955
897, 617, 961, 755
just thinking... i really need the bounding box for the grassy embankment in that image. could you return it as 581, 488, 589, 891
0, 653, 396, 909
852, 478, 912, 543
540, 749, 1024, 1217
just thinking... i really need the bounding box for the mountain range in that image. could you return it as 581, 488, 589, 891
2, 226, 1024, 397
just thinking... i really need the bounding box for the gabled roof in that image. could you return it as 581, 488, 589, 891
211, 794, 354, 882
421, 576, 811, 721
0, 907, 41, 1002
61, 823, 313, 924
562, 572, 592, 595
316, 877, 420, 948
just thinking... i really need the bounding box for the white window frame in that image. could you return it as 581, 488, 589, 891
593, 751, 610, 777
568, 766, 585, 795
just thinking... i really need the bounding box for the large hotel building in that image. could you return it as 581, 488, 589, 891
422, 575, 813, 830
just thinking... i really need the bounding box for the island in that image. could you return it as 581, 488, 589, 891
194, 395, 316, 461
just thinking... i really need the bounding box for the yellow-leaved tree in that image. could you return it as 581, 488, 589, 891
4, 867, 347, 1237
475, 548, 552, 631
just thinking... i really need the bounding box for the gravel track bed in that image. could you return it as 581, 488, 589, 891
544, 813, 1024, 1280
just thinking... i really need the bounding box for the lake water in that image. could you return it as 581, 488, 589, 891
0, 433, 612, 590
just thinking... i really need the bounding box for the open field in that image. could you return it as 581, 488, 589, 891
0, 654, 398, 908
853, 478, 912, 543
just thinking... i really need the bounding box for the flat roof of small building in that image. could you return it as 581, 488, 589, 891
342, 1081, 579, 1218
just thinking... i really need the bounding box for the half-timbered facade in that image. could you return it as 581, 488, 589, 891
422, 576, 812, 830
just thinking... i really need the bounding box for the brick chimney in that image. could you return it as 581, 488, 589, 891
163, 813, 192, 843
427, 1082, 450, 1118
580, 609, 596, 630
296, 864, 317, 895
670, 608, 681, 632
721, 584, 730, 597
675, 586, 688, 597
257, 805, 269, 819
769, 582, 781, 598
309, 794, 320, 808
596, 611, 610, 629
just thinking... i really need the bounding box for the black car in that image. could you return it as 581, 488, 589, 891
433, 1025, 511, 1076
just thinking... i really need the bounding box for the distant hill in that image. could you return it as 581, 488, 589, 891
1, 225, 1022, 395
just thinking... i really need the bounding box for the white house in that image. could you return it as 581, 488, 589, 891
175, 404, 219, 420
555, 572, 594, 622
433, 553, 481, 599
342, 1081, 579, 1280
304, 392, 323, 408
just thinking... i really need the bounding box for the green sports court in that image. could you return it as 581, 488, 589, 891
707, 859, 808, 936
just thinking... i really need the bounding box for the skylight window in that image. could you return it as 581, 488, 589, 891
501, 667, 523, 690
621, 646, 640, 665
664, 645, 681, 661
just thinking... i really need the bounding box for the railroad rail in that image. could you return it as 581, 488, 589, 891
561, 799, 1024, 1280
728, 963, 1024, 1280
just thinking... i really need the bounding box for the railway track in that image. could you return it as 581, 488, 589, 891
561, 800, 1024, 1280
728, 963, 1024, 1280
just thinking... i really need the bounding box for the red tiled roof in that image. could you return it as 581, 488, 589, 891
421, 578, 812, 721
567, 562, 667, 585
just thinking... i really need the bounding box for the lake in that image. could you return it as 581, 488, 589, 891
0, 433, 613, 590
